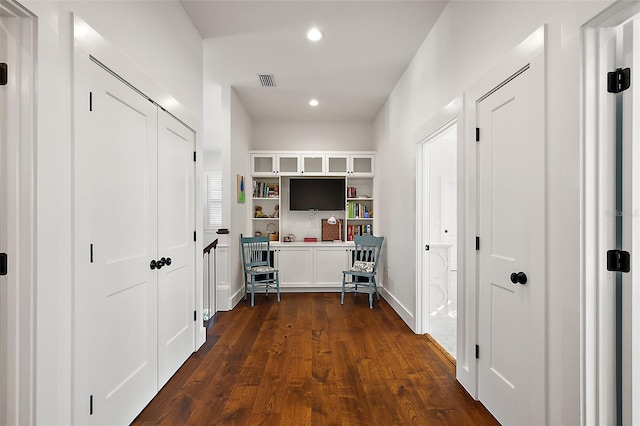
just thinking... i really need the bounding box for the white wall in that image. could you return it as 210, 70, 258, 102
373, 1, 612, 425
229, 89, 252, 305
21, 1, 203, 423
252, 121, 372, 151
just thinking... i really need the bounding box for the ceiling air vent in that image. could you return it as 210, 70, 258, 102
258, 74, 276, 87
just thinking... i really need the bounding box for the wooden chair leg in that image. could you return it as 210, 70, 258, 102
244, 273, 248, 301
251, 278, 255, 307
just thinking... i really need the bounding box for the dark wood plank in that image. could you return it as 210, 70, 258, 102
132, 293, 498, 425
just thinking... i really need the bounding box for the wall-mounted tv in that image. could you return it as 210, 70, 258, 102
289, 178, 345, 211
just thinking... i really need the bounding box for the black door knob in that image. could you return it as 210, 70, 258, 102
150, 260, 157, 270
510, 272, 528, 285
165, 257, 172, 266
156, 258, 165, 269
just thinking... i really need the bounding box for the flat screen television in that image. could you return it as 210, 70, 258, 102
289, 178, 345, 211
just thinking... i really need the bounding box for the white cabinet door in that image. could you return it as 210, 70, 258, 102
251, 153, 277, 176
325, 154, 374, 176
314, 246, 350, 287
277, 154, 300, 175
275, 246, 313, 287
349, 154, 374, 176
326, 154, 349, 175
76, 59, 159, 425
301, 153, 325, 175
157, 111, 195, 389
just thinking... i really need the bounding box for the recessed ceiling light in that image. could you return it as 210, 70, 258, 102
309, 99, 319, 107
307, 28, 323, 42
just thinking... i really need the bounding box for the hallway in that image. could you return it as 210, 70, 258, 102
133, 293, 497, 425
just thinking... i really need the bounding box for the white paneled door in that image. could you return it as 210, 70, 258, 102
78, 58, 159, 425
157, 111, 196, 388
74, 58, 195, 424
476, 57, 546, 425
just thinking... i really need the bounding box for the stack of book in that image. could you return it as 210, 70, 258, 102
347, 201, 371, 218
253, 182, 279, 198
346, 224, 372, 241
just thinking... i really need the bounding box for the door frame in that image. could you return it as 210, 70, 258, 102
415, 96, 473, 390
582, 3, 640, 424
0, 1, 36, 424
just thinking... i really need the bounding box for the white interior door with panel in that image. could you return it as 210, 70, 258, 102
75, 58, 159, 425
157, 110, 196, 389
476, 54, 546, 425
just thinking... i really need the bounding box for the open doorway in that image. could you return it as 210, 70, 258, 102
419, 122, 457, 359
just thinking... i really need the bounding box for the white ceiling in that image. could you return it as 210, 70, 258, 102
181, 0, 448, 122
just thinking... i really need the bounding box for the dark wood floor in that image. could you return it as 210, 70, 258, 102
133, 292, 498, 425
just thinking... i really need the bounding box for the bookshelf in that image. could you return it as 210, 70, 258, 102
345, 177, 374, 241
251, 177, 280, 240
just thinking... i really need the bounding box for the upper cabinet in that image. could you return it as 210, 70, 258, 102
301, 153, 325, 175
326, 154, 374, 177
251, 153, 300, 176
253, 152, 374, 177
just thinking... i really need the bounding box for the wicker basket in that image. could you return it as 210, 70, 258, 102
266, 223, 279, 241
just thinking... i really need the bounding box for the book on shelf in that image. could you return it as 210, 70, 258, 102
253, 181, 279, 198
347, 224, 372, 241
347, 186, 357, 198
347, 201, 371, 219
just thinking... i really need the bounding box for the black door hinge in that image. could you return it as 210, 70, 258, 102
193, 231, 197, 242
0, 253, 7, 276
476, 237, 480, 251
608, 68, 631, 93
475, 345, 480, 359
90, 244, 94, 263
425, 245, 430, 251
607, 249, 630, 273
193, 151, 196, 162
89, 394, 94, 415
475, 128, 480, 142
89, 92, 93, 111
0, 63, 7, 86
194, 310, 197, 322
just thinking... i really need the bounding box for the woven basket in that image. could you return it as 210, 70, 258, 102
266, 223, 279, 241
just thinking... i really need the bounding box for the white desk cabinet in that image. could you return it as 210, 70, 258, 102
314, 246, 351, 287
275, 246, 313, 287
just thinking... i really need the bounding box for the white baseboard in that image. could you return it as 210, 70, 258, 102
380, 286, 416, 332
230, 286, 244, 309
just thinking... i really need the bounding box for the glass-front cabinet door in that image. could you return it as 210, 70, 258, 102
326, 154, 374, 176
301, 154, 325, 175
326, 155, 348, 175
349, 154, 374, 176
251, 153, 277, 176
277, 154, 300, 175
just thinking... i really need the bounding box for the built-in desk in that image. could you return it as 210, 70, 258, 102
269, 241, 355, 289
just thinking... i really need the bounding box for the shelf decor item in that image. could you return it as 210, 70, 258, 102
322, 219, 343, 241
266, 222, 279, 241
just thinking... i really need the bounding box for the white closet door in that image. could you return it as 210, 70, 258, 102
157, 111, 195, 389
76, 60, 159, 425
477, 58, 546, 426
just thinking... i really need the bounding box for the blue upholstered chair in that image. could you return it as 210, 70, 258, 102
240, 234, 280, 307
341, 234, 384, 309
